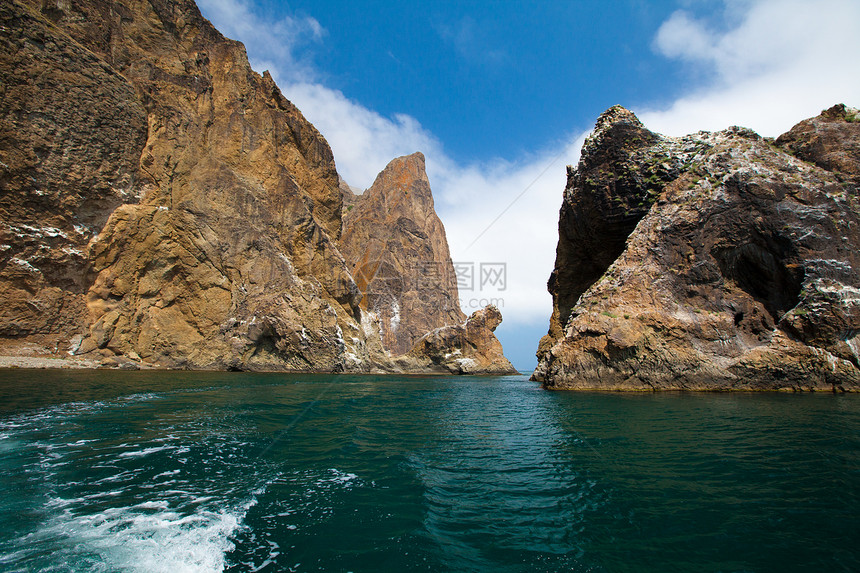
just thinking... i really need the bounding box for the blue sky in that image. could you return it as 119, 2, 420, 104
198, 0, 860, 370
245, 0, 693, 162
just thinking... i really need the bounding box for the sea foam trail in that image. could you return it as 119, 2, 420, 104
40, 496, 259, 573
0, 389, 275, 573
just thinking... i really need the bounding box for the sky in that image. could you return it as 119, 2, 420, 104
197, 0, 860, 371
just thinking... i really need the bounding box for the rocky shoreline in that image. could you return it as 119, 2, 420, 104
0, 356, 103, 370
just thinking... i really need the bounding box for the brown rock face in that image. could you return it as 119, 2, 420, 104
534, 105, 860, 391
536, 106, 679, 360
0, 0, 515, 373
404, 305, 518, 374
775, 104, 860, 178
1, 0, 354, 369
339, 153, 466, 355
0, 0, 148, 346
0, 0, 355, 369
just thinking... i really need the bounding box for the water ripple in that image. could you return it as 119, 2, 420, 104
0, 373, 858, 572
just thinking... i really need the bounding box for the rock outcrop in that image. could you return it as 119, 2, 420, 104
0, 0, 354, 370
339, 152, 466, 355
534, 104, 860, 391
775, 104, 860, 179
0, 0, 514, 373
402, 305, 517, 374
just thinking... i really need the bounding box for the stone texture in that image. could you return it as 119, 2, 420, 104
6, 0, 355, 370
776, 104, 860, 178
534, 105, 860, 391
402, 305, 518, 374
536, 106, 673, 361
339, 153, 466, 355
0, 0, 515, 373
0, 0, 148, 348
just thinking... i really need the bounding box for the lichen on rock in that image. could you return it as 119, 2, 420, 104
534, 104, 860, 391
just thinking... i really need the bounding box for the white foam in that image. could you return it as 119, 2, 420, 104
0, 393, 276, 573
42, 496, 258, 573
327, 469, 358, 485
119, 392, 162, 403
314, 468, 359, 489
117, 445, 175, 458
248, 539, 282, 572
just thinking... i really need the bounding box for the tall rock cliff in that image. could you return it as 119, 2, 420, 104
0, 0, 514, 373
340, 152, 466, 355
534, 104, 860, 391
0, 0, 149, 346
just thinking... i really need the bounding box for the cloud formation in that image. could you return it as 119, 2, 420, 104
197, 0, 325, 82
644, 0, 860, 136
283, 83, 447, 193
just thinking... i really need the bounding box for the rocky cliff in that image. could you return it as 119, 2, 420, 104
339, 152, 466, 355
0, 0, 513, 373
534, 104, 860, 391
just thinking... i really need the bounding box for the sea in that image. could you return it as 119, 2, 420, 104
0, 369, 857, 573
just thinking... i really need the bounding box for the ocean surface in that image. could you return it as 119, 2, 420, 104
0, 370, 857, 573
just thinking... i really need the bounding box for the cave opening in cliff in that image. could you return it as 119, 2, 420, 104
713, 236, 804, 322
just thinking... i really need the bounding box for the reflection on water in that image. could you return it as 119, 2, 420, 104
414, 379, 600, 571
0, 370, 858, 572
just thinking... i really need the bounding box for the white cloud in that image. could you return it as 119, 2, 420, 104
643, 0, 860, 136
654, 11, 718, 66
197, 0, 325, 82
435, 139, 583, 325
282, 83, 447, 191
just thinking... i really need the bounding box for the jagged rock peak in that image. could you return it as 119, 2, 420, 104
820, 103, 860, 122
382, 151, 427, 173
339, 151, 465, 356
364, 152, 432, 205
776, 103, 860, 177
579, 105, 656, 167
594, 105, 643, 131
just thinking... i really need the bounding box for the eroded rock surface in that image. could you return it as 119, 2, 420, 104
0, 0, 514, 373
0, 0, 354, 370
403, 305, 517, 374
340, 153, 466, 355
534, 105, 860, 391
776, 104, 860, 178
0, 0, 148, 347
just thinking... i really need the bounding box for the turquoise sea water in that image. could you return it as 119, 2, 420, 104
0, 370, 857, 573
